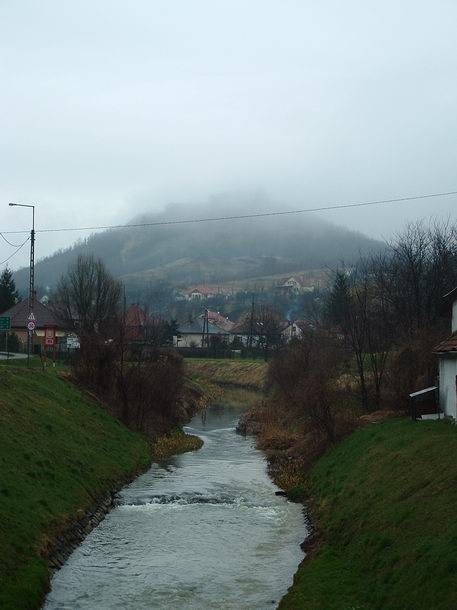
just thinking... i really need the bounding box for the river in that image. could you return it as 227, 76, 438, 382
43, 403, 306, 610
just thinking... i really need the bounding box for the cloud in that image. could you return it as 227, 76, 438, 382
1, 0, 456, 269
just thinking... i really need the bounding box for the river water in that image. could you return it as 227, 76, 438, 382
43, 404, 306, 610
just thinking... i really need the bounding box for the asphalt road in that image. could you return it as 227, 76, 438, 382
0, 352, 28, 360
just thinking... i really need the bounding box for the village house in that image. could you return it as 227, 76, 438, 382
187, 286, 217, 301
0, 299, 68, 353
123, 304, 165, 345
281, 319, 311, 342
175, 310, 235, 348
185, 285, 229, 301
277, 276, 315, 296
433, 287, 457, 419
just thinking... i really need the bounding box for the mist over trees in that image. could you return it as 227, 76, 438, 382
13, 194, 383, 293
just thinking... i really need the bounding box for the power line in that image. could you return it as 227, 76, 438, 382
1, 189, 457, 235
0, 237, 30, 266
0, 232, 26, 248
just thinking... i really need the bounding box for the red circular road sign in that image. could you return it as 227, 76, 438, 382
27, 321, 36, 331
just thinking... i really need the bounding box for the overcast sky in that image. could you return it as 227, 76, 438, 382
1, 0, 457, 270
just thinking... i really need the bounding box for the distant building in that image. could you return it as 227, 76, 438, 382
185, 285, 229, 301
281, 320, 312, 342
0, 299, 67, 352
277, 276, 315, 295
206, 310, 235, 332
188, 286, 215, 301
124, 304, 164, 344
175, 310, 234, 347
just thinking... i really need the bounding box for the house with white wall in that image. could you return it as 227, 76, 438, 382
281, 320, 311, 342
434, 287, 457, 419
174, 310, 235, 347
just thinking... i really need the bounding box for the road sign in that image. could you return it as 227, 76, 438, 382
27, 321, 36, 331
66, 336, 80, 349
27, 312, 36, 321
44, 326, 56, 346
0, 316, 11, 331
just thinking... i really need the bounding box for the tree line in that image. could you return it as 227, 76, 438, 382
266, 220, 457, 450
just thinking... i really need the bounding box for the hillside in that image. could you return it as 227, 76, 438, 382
14, 194, 383, 292
0, 366, 151, 610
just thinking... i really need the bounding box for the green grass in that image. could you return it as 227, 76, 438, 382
0, 366, 151, 610
280, 418, 457, 610
185, 358, 267, 391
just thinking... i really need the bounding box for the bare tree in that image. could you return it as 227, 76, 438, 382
382, 220, 457, 338
325, 263, 394, 410
52, 254, 122, 339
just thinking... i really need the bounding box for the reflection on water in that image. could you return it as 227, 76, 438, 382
43, 404, 306, 610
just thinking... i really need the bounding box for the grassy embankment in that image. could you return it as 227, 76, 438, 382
0, 364, 151, 610
184, 357, 267, 414
185, 358, 268, 394
279, 417, 457, 610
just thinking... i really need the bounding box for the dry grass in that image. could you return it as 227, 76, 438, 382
185, 358, 268, 391
151, 430, 203, 461
183, 376, 223, 410
245, 394, 361, 494
213, 385, 261, 409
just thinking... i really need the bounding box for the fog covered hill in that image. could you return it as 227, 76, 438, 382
14, 194, 383, 292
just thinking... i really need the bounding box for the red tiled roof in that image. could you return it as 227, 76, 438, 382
124, 304, 163, 341
434, 333, 457, 353
125, 304, 148, 327
201, 310, 235, 332
186, 285, 229, 296
189, 285, 216, 295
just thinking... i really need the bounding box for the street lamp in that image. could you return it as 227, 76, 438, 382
8, 203, 35, 367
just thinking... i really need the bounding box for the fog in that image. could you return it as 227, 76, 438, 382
1, 0, 457, 270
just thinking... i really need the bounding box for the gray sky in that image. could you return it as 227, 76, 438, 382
1, 0, 457, 269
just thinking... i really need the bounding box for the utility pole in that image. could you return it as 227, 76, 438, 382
248, 295, 255, 351
201, 308, 209, 349
9, 203, 35, 367
120, 285, 126, 377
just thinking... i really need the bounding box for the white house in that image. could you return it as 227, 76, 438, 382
174, 310, 235, 348
434, 287, 457, 418
281, 320, 311, 342
185, 285, 229, 301
277, 276, 315, 296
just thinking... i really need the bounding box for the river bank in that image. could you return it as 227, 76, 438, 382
185, 357, 267, 392
242, 403, 457, 610
0, 366, 152, 610
229, 353, 457, 610
0, 365, 205, 610
43, 400, 306, 610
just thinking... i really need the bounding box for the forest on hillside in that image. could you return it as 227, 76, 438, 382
14, 194, 382, 293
